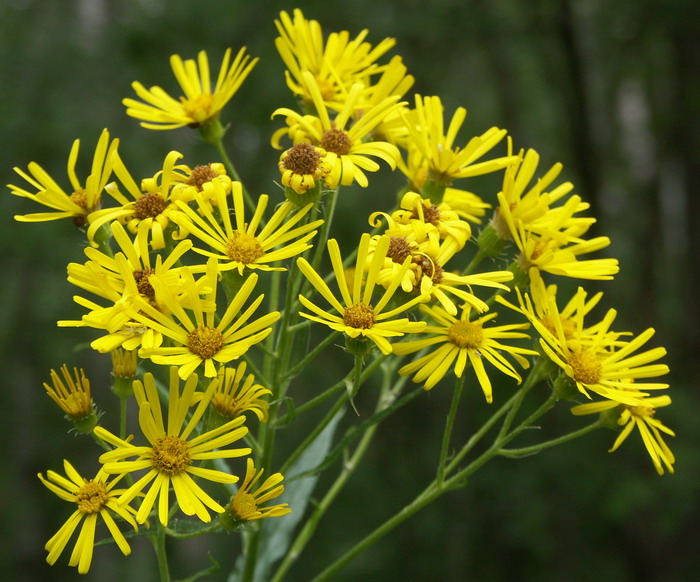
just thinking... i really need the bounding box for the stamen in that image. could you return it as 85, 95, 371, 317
134, 192, 169, 220
321, 128, 352, 156
448, 321, 484, 349
133, 268, 156, 298
568, 350, 602, 384
75, 480, 108, 514
343, 303, 375, 329
282, 143, 321, 175
226, 231, 264, 264
386, 237, 413, 264
187, 326, 224, 360
151, 435, 191, 475
187, 164, 219, 191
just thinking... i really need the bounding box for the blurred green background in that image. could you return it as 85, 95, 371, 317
2, 0, 698, 580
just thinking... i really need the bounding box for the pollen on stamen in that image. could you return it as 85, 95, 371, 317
568, 350, 602, 385
133, 268, 156, 298
321, 128, 352, 156
448, 320, 484, 349
134, 192, 169, 220
151, 435, 192, 475
387, 237, 413, 264
187, 164, 219, 191
281, 143, 322, 175
226, 231, 265, 264
343, 303, 375, 329
412, 204, 441, 226
75, 480, 108, 514
187, 326, 224, 360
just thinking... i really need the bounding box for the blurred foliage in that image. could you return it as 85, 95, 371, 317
1, 0, 698, 580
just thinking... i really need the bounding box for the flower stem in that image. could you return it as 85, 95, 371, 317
437, 374, 465, 485
151, 526, 170, 582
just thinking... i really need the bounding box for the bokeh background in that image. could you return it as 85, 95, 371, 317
2, 0, 698, 580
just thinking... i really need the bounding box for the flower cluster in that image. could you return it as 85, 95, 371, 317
11, 7, 674, 578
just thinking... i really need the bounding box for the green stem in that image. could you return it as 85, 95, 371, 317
284, 331, 340, 380
437, 374, 465, 485
151, 526, 170, 582
119, 394, 128, 441
463, 248, 486, 275
498, 419, 603, 457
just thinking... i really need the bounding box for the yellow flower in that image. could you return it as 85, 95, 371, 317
171, 161, 233, 209
43, 365, 96, 430
60, 221, 196, 354
278, 142, 330, 196
226, 458, 291, 523
9, 128, 118, 225
123, 47, 258, 129
272, 71, 402, 188
394, 304, 537, 401
508, 277, 670, 406
210, 363, 272, 423
572, 394, 675, 475
443, 187, 490, 224
274, 8, 396, 111
399, 95, 515, 187
173, 180, 323, 275
95, 368, 251, 525
132, 259, 280, 379
297, 233, 427, 355
38, 460, 138, 574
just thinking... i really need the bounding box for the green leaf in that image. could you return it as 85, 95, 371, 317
229, 407, 345, 582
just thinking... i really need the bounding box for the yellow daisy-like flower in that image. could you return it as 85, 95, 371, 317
274, 8, 396, 110
43, 365, 93, 420
297, 233, 427, 355
9, 128, 118, 225
95, 368, 251, 525
38, 461, 138, 574
87, 150, 189, 249
278, 142, 330, 196
571, 394, 675, 475
123, 47, 258, 130
132, 258, 280, 379
225, 458, 291, 523
510, 279, 670, 406
171, 161, 233, 208
399, 95, 516, 187
173, 180, 323, 275
394, 304, 537, 401
210, 363, 272, 423
272, 71, 402, 188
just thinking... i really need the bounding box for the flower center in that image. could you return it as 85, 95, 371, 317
343, 303, 375, 329
212, 394, 244, 419
282, 143, 322, 175
181, 93, 214, 125
413, 204, 441, 226
62, 393, 92, 418
320, 128, 352, 155
541, 315, 576, 340
133, 268, 156, 299
70, 189, 88, 210
231, 492, 257, 520
226, 231, 265, 264
186, 164, 219, 191
75, 480, 108, 514
187, 326, 224, 360
134, 192, 169, 220
568, 349, 602, 384
151, 435, 191, 475
448, 320, 484, 349
387, 237, 413, 264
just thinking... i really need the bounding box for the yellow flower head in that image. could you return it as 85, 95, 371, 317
272, 72, 402, 188
274, 8, 396, 110
132, 258, 280, 379
210, 362, 272, 423
123, 47, 258, 129
43, 365, 95, 427
88, 150, 190, 249
394, 303, 537, 400
38, 460, 138, 574
171, 161, 233, 208
297, 233, 428, 355
278, 142, 330, 196
225, 458, 291, 523
173, 180, 323, 276
572, 394, 675, 475
9, 128, 118, 226
95, 368, 252, 525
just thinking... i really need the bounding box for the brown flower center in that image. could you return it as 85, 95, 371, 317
187, 164, 219, 191
448, 320, 484, 349
343, 303, 375, 329
282, 143, 322, 175
187, 326, 224, 360
226, 231, 265, 264
413, 204, 441, 226
568, 350, 602, 385
134, 192, 169, 220
75, 480, 108, 514
321, 128, 352, 155
386, 237, 413, 264
133, 268, 156, 299
151, 435, 191, 475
